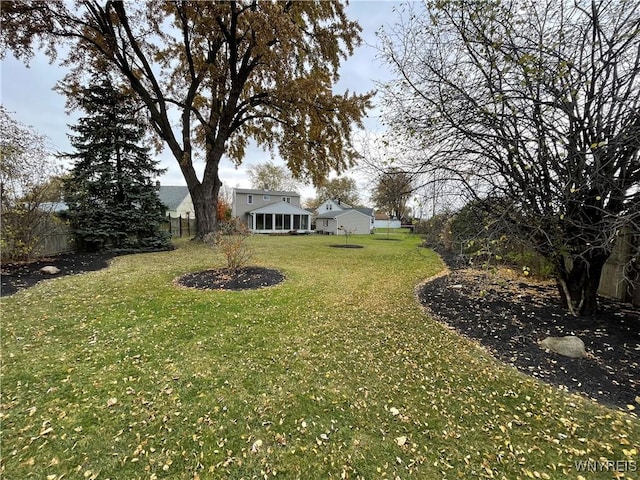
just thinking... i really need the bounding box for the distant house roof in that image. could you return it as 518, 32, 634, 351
316, 208, 372, 220
249, 202, 312, 215
39, 201, 68, 213
158, 186, 190, 210
234, 188, 300, 197
354, 207, 374, 217
326, 198, 352, 208
375, 213, 390, 221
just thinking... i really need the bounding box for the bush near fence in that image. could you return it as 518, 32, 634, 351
419, 215, 639, 307
1, 209, 75, 261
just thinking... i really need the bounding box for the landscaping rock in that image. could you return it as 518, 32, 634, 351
40, 266, 61, 275
539, 335, 587, 358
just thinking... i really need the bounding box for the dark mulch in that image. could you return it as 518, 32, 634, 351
176, 266, 284, 291
1, 252, 118, 297
417, 250, 640, 410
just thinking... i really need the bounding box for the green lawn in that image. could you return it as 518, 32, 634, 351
1, 234, 638, 479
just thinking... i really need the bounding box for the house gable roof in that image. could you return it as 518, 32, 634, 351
354, 207, 374, 217
319, 198, 352, 210
158, 186, 190, 210
235, 188, 300, 197
249, 201, 311, 215
316, 208, 371, 220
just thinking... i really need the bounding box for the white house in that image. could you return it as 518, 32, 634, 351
157, 184, 194, 218
314, 199, 374, 235
232, 188, 313, 233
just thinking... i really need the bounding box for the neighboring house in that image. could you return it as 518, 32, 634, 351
314, 199, 374, 235
374, 213, 402, 229
232, 188, 313, 233
316, 198, 349, 216
39, 201, 69, 214
157, 183, 194, 218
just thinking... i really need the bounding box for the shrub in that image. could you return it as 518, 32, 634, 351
205, 218, 252, 273
415, 213, 454, 251
420, 198, 554, 278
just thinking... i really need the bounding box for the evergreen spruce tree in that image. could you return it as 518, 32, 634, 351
63, 75, 170, 252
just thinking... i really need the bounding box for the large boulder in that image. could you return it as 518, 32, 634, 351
539, 335, 587, 358
40, 266, 61, 275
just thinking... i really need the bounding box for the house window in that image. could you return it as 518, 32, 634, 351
282, 197, 291, 203
255, 213, 273, 230
256, 213, 273, 230
323, 219, 329, 227
263, 194, 271, 201
293, 215, 308, 230
247, 194, 253, 204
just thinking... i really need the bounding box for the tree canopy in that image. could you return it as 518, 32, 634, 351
1, 0, 372, 237
379, 0, 640, 315
371, 168, 413, 221
307, 176, 361, 209
247, 161, 301, 192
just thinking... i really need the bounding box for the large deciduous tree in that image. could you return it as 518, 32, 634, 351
308, 176, 361, 209
379, 0, 640, 315
1, 0, 371, 238
371, 168, 413, 222
62, 74, 170, 252
247, 160, 301, 192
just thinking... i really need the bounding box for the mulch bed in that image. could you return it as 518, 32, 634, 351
417, 250, 640, 410
175, 267, 284, 291
1, 252, 118, 296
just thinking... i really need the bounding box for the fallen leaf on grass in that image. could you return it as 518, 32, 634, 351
251, 439, 263, 453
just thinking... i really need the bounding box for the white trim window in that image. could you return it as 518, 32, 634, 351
282, 196, 291, 203
263, 194, 271, 201
247, 194, 253, 204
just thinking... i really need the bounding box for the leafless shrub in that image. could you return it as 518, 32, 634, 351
204, 218, 252, 273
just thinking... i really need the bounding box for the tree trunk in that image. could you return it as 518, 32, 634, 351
555, 251, 608, 316
188, 179, 221, 240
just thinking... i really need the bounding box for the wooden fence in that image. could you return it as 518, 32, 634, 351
37, 229, 76, 256
161, 214, 197, 238
598, 227, 639, 307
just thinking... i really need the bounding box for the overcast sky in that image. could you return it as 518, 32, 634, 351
0, 0, 404, 201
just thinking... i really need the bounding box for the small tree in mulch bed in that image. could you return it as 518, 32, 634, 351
337, 225, 359, 246
329, 225, 364, 248
205, 218, 252, 273
181, 219, 283, 291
